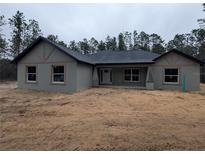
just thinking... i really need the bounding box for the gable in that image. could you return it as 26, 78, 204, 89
18, 41, 76, 64
153, 49, 203, 65
13, 36, 93, 65
154, 52, 200, 66
14, 37, 203, 66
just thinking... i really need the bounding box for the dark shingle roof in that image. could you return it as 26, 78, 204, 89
12, 36, 93, 64
12, 36, 203, 65
89, 50, 159, 64
44, 38, 93, 64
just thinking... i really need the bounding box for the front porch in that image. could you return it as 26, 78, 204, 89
92, 64, 154, 90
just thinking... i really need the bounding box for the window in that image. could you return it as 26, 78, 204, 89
52, 65, 65, 84
164, 68, 179, 84
132, 69, 140, 81
26, 66, 37, 83
124, 69, 131, 81
124, 68, 140, 82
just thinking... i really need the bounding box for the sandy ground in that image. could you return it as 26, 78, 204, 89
0, 82, 205, 150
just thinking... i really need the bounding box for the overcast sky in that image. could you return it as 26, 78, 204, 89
0, 3, 204, 43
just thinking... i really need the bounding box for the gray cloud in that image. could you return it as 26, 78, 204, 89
0, 3, 203, 43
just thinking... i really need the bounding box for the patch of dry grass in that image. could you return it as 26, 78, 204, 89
0, 82, 205, 150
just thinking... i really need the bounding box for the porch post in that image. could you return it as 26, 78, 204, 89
92, 66, 99, 86
146, 66, 154, 90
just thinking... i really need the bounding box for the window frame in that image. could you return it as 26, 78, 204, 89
124, 68, 140, 82
26, 65, 37, 83
51, 65, 65, 84
163, 68, 179, 85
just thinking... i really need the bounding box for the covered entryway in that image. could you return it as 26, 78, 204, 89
99, 68, 112, 84
96, 65, 150, 88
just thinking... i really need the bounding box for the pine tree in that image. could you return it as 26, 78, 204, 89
9, 11, 27, 57
149, 33, 165, 54
167, 34, 186, 51
23, 19, 42, 47
47, 34, 67, 47
58, 41, 67, 47
192, 29, 205, 58
124, 31, 132, 50
89, 37, 98, 54
137, 31, 150, 51
69, 40, 79, 51
198, 3, 205, 29
0, 15, 7, 58
105, 35, 112, 50
110, 37, 117, 51
79, 38, 90, 54
118, 33, 126, 51
47, 34, 58, 42
97, 40, 106, 51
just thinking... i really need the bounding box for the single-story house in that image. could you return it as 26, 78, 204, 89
13, 36, 203, 93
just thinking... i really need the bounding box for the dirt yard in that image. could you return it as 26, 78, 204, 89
0, 82, 205, 150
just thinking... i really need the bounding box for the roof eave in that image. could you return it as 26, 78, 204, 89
94, 62, 155, 65
12, 36, 93, 65
153, 49, 204, 65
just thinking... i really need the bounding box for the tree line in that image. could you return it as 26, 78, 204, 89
0, 4, 205, 60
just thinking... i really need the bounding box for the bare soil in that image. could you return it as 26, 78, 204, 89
0, 82, 205, 150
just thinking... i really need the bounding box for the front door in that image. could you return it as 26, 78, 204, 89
100, 68, 112, 84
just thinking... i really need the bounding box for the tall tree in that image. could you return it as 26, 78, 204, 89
149, 33, 163, 45
118, 33, 126, 51
110, 37, 117, 51
47, 34, 58, 42
167, 34, 186, 51
198, 3, 205, 29
89, 37, 98, 54
167, 30, 205, 56
97, 40, 106, 51
69, 40, 79, 51
79, 38, 90, 54
133, 30, 139, 50
9, 11, 27, 57
137, 31, 150, 51
192, 29, 205, 45
47, 34, 67, 47
152, 44, 166, 54
149, 33, 165, 54
105, 35, 117, 51
183, 33, 198, 56
105, 35, 113, 50
23, 19, 42, 47
0, 15, 7, 58
0, 15, 5, 31
124, 31, 132, 50
192, 29, 205, 58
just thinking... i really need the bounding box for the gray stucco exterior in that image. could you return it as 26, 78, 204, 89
150, 52, 200, 91
15, 36, 202, 93
17, 41, 93, 93
111, 67, 147, 87
77, 63, 93, 91
96, 65, 148, 87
